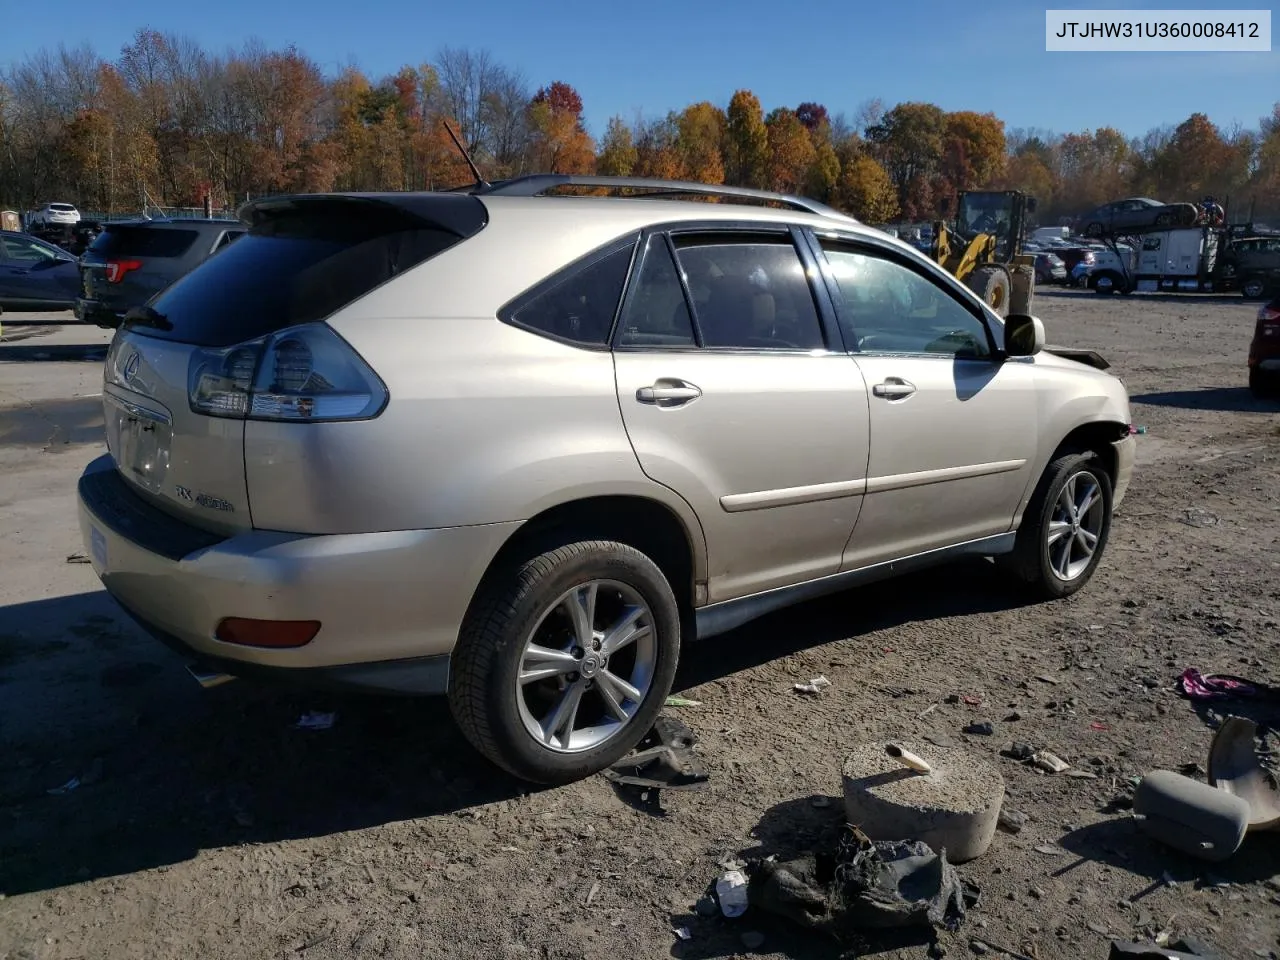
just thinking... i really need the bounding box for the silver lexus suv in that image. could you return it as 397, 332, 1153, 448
77, 176, 1136, 784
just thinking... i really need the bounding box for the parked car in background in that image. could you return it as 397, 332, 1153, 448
0, 230, 81, 311
1054, 245, 1097, 276
1034, 252, 1068, 285
1078, 198, 1198, 237
77, 178, 1136, 785
1076, 244, 1137, 294
75, 219, 245, 327
1218, 236, 1280, 299
29, 218, 104, 256
32, 202, 81, 227
1250, 296, 1280, 397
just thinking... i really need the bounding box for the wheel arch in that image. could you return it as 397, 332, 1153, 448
1011, 416, 1130, 528
469, 493, 707, 621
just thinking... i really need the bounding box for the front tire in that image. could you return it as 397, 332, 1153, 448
1002, 451, 1114, 600
448, 540, 681, 785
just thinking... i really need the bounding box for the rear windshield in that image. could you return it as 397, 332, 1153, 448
135, 199, 480, 346
50, 203, 76, 211
90, 226, 198, 259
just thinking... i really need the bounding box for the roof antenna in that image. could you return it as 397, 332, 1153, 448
442, 118, 489, 190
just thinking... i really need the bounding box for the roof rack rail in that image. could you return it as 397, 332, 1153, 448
469, 174, 853, 220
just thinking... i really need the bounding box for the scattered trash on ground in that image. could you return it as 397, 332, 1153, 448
964, 722, 994, 736
1207, 716, 1280, 830
1033, 844, 1063, 856
603, 715, 709, 810
293, 711, 336, 730
746, 825, 978, 935
885, 743, 932, 773
65, 553, 91, 564
664, 695, 702, 707
1090, 721, 1111, 731
1002, 742, 1036, 761
794, 675, 831, 695
1179, 507, 1219, 527
715, 868, 749, 917
997, 809, 1027, 834
1031, 750, 1070, 774
1177, 668, 1270, 701
1108, 936, 1227, 959
672, 926, 691, 941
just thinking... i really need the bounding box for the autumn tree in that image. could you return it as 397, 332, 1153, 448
634, 114, 683, 180
866, 102, 946, 218
837, 154, 899, 223
937, 111, 1006, 196
597, 116, 637, 176
527, 81, 594, 174
725, 90, 768, 188
765, 107, 815, 194
675, 102, 725, 184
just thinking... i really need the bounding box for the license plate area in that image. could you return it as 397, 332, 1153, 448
104, 391, 174, 498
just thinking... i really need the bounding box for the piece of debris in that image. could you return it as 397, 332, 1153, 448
716, 868, 749, 918
1032, 750, 1070, 774
294, 711, 336, 730
672, 926, 691, 941
1063, 769, 1099, 779
745, 825, 976, 934
1180, 508, 1219, 528
794, 676, 831, 695
1034, 844, 1063, 856
47, 777, 80, 795
997, 809, 1027, 834
962, 695, 982, 706
1004, 711, 1022, 722
1091, 722, 1111, 732
584, 880, 600, 906
1089, 921, 1113, 936
1134, 770, 1250, 862
885, 743, 932, 773
1207, 716, 1280, 831
664, 695, 701, 707
964, 722, 994, 736
1108, 937, 1227, 959
1034, 675, 1061, 686
971, 940, 990, 955
603, 716, 709, 798
740, 931, 765, 950
1002, 742, 1036, 761
945, 694, 962, 704
65, 553, 91, 564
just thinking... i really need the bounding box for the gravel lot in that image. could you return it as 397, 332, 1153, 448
1, 292, 1278, 960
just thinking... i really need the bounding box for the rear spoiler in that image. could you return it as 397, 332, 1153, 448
1043, 346, 1110, 371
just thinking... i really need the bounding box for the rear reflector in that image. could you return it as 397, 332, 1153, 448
215, 618, 320, 648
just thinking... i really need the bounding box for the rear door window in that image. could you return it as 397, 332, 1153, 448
90, 227, 198, 259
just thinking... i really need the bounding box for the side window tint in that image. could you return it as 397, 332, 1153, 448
502, 240, 636, 347
821, 243, 992, 360
617, 235, 696, 347
671, 235, 824, 350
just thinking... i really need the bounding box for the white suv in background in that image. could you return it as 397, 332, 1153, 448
34, 202, 81, 226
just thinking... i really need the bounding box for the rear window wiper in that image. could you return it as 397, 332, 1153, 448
121, 305, 173, 331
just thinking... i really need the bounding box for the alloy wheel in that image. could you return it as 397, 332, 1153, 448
1045, 470, 1105, 581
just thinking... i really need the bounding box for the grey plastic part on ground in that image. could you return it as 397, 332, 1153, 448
1133, 770, 1251, 862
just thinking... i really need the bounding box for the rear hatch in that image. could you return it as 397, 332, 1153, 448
102, 193, 488, 535
80, 224, 203, 315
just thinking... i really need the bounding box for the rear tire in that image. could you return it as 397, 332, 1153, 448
967, 265, 1012, 317
1093, 271, 1123, 295
1001, 451, 1113, 601
448, 540, 681, 785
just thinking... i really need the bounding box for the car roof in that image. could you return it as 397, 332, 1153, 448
103, 219, 238, 231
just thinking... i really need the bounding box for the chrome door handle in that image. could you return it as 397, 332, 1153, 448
636, 380, 702, 406
872, 378, 917, 399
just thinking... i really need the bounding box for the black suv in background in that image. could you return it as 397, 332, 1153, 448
76, 219, 244, 327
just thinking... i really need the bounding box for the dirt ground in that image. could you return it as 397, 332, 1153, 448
1, 291, 1278, 960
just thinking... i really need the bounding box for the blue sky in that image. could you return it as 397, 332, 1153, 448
4, 0, 1275, 139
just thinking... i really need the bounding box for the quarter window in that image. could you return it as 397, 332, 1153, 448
820, 242, 993, 359
616, 235, 696, 347
671, 234, 824, 351
502, 240, 636, 348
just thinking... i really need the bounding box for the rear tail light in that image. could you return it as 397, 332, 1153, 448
188, 323, 387, 422
105, 259, 141, 283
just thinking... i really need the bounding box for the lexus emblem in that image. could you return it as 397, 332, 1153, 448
122, 352, 141, 382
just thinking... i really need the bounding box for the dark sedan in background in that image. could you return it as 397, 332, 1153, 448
0, 230, 81, 312
1077, 197, 1199, 237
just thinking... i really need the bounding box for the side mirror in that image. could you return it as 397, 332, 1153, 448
1004, 313, 1045, 357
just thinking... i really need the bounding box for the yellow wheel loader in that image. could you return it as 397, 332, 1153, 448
931, 190, 1038, 317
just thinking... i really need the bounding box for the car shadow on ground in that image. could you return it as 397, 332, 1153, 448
1130, 387, 1276, 412
0, 396, 105, 447
0, 560, 1033, 898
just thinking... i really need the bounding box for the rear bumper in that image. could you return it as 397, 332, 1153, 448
75, 297, 122, 327
1111, 435, 1136, 508
76, 454, 520, 694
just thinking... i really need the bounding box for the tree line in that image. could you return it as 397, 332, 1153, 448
2, 30, 1278, 225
